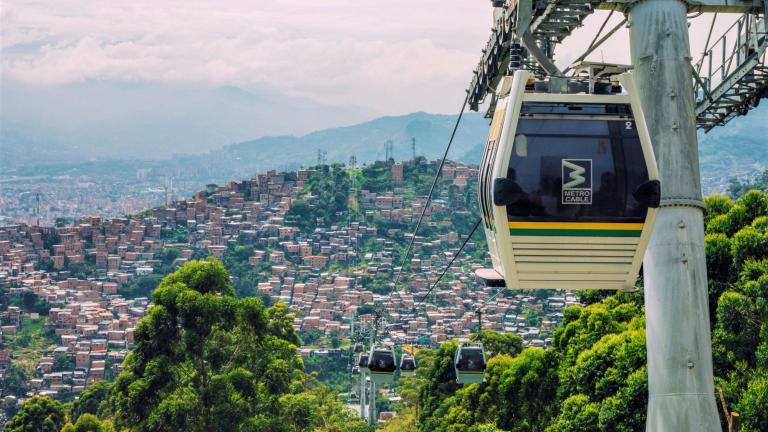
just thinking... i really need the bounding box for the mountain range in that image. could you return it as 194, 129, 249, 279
2, 79, 767, 194
0, 80, 377, 165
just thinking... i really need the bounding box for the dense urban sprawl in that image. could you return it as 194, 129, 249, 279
0, 159, 578, 419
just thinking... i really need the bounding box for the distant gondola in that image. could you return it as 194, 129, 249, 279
399, 355, 417, 377
477, 70, 660, 291
454, 343, 486, 384
358, 353, 370, 373
367, 346, 397, 384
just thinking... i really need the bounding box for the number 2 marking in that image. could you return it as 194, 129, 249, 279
625, 121, 633, 130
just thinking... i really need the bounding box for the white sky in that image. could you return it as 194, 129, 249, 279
0, 0, 743, 115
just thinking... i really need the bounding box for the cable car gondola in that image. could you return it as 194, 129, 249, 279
399, 355, 417, 377
367, 346, 397, 384
454, 342, 487, 384
477, 70, 660, 291
358, 353, 370, 373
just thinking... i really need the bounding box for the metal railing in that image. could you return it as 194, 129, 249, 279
694, 13, 768, 130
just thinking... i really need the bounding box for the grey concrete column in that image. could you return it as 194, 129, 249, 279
628, 0, 721, 430
360, 371, 366, 419
368, 381, 376, 425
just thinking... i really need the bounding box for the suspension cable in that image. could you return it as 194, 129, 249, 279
417, 218, 482, 303
392, 92, 471, 292
563, 16, 627, 75
587, 10, 614, 54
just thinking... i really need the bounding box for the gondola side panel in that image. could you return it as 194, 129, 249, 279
480, 96, 508, 272
492, 71, 531, 289
621, 73, 661, 289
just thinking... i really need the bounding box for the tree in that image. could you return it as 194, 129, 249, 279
704, 194, 734, 225
477, 330, 523, 357
4, 396, 67, 432
61, 413, 114, 432
544, 394, 599, 432
52, 355, 75, 372
2, 366, 29, 397
734, 371, 768, 432
108, 258, 369, 432
71, 380, 112, 420
118, 274, 164, 299
415, 290, 648, 432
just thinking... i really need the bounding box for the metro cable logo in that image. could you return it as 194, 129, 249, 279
561, 159, 592, 204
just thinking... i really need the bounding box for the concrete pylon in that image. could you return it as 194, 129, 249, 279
628, 0, 721, 430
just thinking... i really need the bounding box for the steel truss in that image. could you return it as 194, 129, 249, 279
468, 0, 768, 130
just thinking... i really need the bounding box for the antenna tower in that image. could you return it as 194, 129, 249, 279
385, 140, 394, 164
317, 149, 327, 166
35, 192, 40, 227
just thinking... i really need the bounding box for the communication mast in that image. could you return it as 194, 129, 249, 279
317, 149, 327, 166
35, 192, 40, 227
384, 140, 394, 164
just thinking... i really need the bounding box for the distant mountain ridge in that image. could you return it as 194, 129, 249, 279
215, 111, 490, 168
209, 109, 767, 194
2, 104, 766, 194
0, 79, 377, 163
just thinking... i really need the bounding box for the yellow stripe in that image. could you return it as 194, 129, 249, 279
508, 222, 644, 231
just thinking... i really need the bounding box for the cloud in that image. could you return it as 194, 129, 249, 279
0, 0, 746, 114
0, 0, 490, 114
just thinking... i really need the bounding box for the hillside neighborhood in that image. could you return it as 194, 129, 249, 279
0, 159, 577, 409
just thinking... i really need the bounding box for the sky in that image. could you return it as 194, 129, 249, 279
0, 0, 744, 115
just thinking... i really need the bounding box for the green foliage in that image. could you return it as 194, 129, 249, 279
734, 370, 768, 432
5, 291, 51, 315
359, 161, 393, 193
221, 244, 273, 299
286, 163, 352, 230
544, 394, 599, 432
52, 355, 75, 372
303, 354, 349, 393
103, 258, 367, 432
478, 330, 523, 357
707, 204, 751, 236
118, 274, 164, 299
704, 194, 734, 226
71, 381, 113, 420
2, 366, 29, 397
495, 348, 560, 431
417, 293, 647, 432
4, 396, 67, 432
62, 413, 114, 432
66, 262, 97, 280
731, 227, 768, 269
705, 233, 732, 281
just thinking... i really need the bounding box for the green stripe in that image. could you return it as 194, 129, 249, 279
510, 228, 642, 237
